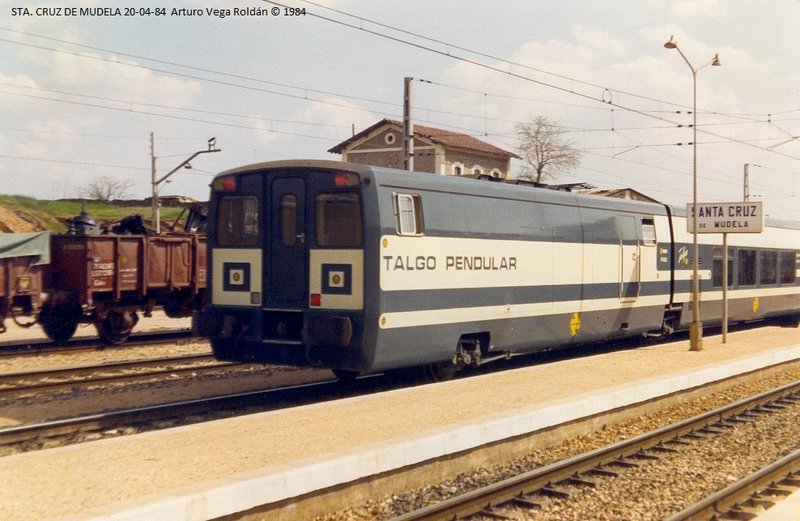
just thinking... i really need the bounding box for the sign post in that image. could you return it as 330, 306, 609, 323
687, 201, 764, 343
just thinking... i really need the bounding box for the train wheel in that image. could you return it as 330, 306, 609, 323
96, 310, 138, 345
332, 369, 360, 382
39, 303, 80, 345
422, 361, 458, 382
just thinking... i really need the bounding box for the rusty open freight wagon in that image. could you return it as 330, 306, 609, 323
0, 232, 49, 334
41, 234, 206, 344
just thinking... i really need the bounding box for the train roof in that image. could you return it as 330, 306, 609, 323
215, 160, 669, 216
215, 160, 800, 230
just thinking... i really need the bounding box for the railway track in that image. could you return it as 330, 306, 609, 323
0, 353, 236, 396
390, 380, 800, 521
666, 450, 800, 520
0, 377, 358, 452
0, 328, 194, 357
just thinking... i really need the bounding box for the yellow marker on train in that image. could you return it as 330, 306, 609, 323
570, 312, 581, 336
753, 297, 760, 314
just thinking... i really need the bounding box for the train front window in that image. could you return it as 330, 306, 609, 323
316, 192, 361, 247
216, 196, 259, 247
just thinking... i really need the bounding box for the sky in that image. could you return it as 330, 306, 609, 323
1, 0, 799, 221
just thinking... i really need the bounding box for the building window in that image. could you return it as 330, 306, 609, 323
490, 169, 502, 179
472, 166, 484, 176
394, 193, 424, 235
384, 132, 396, 145
452, 163, 464, 176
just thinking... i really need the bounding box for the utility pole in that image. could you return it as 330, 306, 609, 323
403, 76, 414, 171
743, 163, 750, 201
151, 135, 220, 234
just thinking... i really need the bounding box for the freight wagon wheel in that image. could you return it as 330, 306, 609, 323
39, 302, 81, 345
96, 310, 138, 345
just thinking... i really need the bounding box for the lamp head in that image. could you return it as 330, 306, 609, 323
712, 53, 721, 66
664, 35, 678, 49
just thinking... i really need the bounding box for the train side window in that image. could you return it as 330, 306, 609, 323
713, 247, 733, 288
216, 196, 259, 247
315, 192, 362, 247
759, 250, 778, 285
641, 218, 656, 246
738, 249, 756, 286
394, 193, 424, 236
779, 251, 796, 284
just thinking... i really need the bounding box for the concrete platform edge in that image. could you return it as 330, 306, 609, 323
77, 344, 800, 521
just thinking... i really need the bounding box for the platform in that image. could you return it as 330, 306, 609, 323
1, 326, 799, 520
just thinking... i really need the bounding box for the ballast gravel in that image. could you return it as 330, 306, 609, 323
316, 367, 800, 520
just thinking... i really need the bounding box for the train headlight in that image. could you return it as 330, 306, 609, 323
212, 176, 237, 191
334, 172, 359, 187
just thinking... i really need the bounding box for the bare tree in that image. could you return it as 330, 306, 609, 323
80, 176, 134, 201
515, 116, 581, 184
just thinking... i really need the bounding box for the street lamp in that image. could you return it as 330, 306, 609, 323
150, 136, 220, 234
664, 35, 720, 352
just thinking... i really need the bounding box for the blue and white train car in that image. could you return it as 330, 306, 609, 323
207, 160, 799, 378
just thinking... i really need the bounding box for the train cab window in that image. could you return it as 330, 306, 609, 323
713, 247, 733, 288
280, 194, 297, 247
738, 249, 756, 286
315, 192, 362, 247
779, 251, 796, 284
216, 196, 259, 247
394, 193, 424, 236
759, 250, 778, 285
641, 218, 656, 246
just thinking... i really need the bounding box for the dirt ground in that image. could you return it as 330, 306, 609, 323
0, 205, 49, 233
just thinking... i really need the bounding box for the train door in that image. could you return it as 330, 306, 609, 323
618, 216, 641, 301
266, 177, 307, 309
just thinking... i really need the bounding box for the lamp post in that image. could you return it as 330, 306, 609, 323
664, 35, 720, 352
150, 135, 220, 234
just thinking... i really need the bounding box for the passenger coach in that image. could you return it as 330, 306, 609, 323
207, 160, 800, 379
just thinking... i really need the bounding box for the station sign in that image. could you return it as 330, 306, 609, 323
686, 201, 764, 233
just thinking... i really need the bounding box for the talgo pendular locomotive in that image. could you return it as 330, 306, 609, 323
206, 160, 800, 379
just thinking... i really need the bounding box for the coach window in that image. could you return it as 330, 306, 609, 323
713, 247, 733, 288
738, 249, 756, 286
779, 251, 796, 284
216, 196, 259, 247
394, 193, 424, 236
280, 194, 297, 247
759, 250, 778, 285
641, 218, 656, 246
316, 193, 362, 247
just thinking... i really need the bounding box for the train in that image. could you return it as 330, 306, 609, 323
206, 160, 800, 379
0, 206, 207, 344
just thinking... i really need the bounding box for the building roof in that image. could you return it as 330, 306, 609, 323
328, 118, 519, 159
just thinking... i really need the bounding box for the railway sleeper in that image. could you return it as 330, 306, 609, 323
608, 456, 642, 468
741, 497, 777, 510
587, 466, 619, 478
510, 494, 544, 509
761, 485, 796, 497
538, 484, 572, 499
650, 443, 680, 454
629, 450, 661, 461
477, 505, 515, 520
723, 506, 764, 521
564, 474, 598, 488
